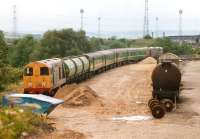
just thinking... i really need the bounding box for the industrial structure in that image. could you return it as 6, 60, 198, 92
13, 5, 17, 37
143, 0, 149, 37
98, 17, 101, 38
80, 9, 84, 30
168, 35, 200, 45
179, 9, 183, 37
155, 17, 159, 37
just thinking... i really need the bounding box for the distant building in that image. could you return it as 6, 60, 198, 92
168, 35, 200, 45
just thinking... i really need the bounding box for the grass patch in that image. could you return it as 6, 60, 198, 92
5, 81, 23, 93
131, 39, 156, 47
0, 107, 54, 139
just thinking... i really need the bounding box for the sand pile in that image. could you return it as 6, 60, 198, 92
55, 84, 101, 107
139, 57, 157, 64
55, 84, 78, 98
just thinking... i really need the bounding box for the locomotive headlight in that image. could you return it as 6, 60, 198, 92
28, 82, 32, 87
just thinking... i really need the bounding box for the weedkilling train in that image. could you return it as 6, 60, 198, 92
23, 47, 163, 96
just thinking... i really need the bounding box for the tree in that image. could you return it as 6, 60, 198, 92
151, 37, 193, 55
144, 34, 152, 39
0, 31, 8, 65
8, 35, 39, 67
88, 37, 103, 51
0, 31, 9, 90
40, 29, 92, 58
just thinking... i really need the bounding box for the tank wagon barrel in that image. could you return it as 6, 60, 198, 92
63, 56, 90, 83
152, 62, 181, 92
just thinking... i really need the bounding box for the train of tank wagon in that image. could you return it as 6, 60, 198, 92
23, 47, 163, 96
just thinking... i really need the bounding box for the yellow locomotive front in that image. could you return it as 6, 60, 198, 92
23, 58, 66, 96
23, 62, 52, 94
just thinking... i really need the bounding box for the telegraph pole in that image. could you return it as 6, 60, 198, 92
80, 9, 84, 30
98, 17, 101, 38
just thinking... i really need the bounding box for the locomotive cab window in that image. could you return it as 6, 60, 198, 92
40, 67, 49, 75
24, 67, 33, 76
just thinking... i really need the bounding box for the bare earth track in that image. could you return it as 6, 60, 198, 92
44, 59, 200, 139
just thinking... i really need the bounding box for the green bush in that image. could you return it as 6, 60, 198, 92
151, 37, 194, 55
0, 66, 22, 91
0, 108, 53, 139
144, 35, 152, 39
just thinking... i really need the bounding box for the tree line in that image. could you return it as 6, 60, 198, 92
0, 28, 197, 90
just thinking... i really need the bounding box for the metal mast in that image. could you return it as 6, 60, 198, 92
13, 5, 17, 37
156, 17, 159, 37
80, 9, 84, 30
179, 9, 183, 36
143, 0, 149, 37
98, 17, 101, 38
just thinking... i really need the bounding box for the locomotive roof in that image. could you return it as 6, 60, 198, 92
98, 50, 114, 55
38, 58, 62, 68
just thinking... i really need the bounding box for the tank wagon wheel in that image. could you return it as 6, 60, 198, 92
161, 99, 174, 112
148, 98, 157, 107
151, 104, 165, 119
149, 99, 160, 109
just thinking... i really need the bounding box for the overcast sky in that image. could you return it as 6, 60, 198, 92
0, 0, 200, 34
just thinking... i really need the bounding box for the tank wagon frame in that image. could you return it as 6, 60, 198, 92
23, 47, 163, 96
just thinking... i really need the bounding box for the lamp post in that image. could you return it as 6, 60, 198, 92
80, 9, 84, 30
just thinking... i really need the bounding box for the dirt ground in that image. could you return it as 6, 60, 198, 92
47, 59, 200, 139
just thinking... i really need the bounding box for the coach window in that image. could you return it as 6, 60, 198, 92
40, 67, 49, 76
24, 67, 33, 76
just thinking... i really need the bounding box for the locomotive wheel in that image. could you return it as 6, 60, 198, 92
151, 104, 165, 119
149, 99, 159, 109
148, 98, 157, 107
161, 99, 174, 112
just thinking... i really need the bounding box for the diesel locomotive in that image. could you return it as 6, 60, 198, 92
23, 47, 163, 96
